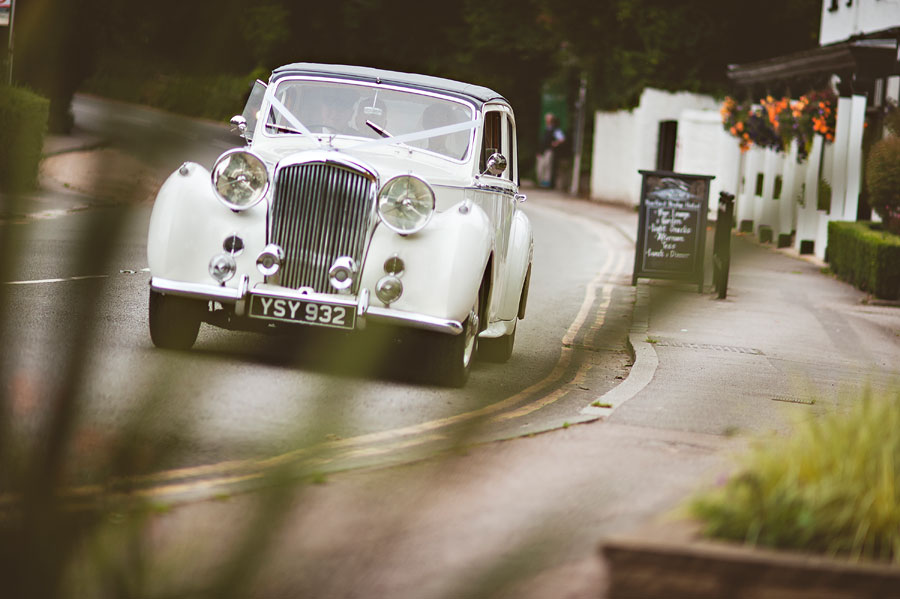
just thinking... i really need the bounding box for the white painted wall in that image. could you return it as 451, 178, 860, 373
756, 148, 783, 234
673, 109, 740, 215
888, 76, 900, 104
590, 110, 638, 204
843, 94, 867, 220
590, 88, 719, 207
737, 148, 762, 228
819, 0, 900, 46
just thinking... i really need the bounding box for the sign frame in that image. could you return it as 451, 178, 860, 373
631, 169, 714, 293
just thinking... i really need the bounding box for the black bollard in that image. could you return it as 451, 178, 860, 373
713, 191, 735, 299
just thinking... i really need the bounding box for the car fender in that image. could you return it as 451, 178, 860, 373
361, 202, 492, 323
147, 163, 267, 288
494, 209, 533, 322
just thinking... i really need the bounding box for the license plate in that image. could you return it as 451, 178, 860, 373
249, 294, 356, 330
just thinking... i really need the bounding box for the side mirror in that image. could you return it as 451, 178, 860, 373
483, 152, 507, 177
231, 115, 248, 136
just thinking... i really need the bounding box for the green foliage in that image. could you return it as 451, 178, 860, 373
83, 65, 253, 123
827, 221, 900, 299
240, 3, 290, 70
537, 0, 822, 111
8, 0, 824, 176
691, 388, 900, 563
0, 85, 49, 193
866, 136, 900, 234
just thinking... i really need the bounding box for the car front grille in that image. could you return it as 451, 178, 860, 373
270, 162, 376, 293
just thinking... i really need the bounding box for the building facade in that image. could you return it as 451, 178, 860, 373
591, 0, 900, 261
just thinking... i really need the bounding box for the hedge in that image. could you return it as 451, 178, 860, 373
0, 86, 50, 194
827, 221, 900, 299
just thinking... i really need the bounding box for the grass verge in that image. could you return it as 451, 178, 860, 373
690, 387, 900, 564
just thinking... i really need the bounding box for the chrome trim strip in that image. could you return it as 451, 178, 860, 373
150, 277, 242, 302
276, 150, 378, 181
366, 306, 463, 335
464, 184, 518, 196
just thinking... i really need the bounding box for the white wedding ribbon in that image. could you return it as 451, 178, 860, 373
346, 119, 479, 150
263, 85, 478, 154
263, 85, 319, 144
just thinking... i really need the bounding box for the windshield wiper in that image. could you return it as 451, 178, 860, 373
366, 120, 392, 139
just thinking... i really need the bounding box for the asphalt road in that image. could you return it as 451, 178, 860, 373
1, 96, 639, 494
0, 95, 742, 599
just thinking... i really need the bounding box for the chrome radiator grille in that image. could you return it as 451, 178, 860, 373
270, 163, 375, 293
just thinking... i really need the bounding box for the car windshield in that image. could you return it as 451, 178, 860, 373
264, 79, 475, 160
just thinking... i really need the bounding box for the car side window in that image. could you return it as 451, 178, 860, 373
480, 111, 505, 176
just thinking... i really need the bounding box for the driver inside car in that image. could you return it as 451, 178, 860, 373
348, 96, 388, 138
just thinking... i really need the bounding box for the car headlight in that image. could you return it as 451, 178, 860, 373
211, 149, 269, 211
377, 175, 435, 235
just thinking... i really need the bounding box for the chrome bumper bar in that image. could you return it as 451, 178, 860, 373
150, 277, 463, 335
365, 307, 463, 335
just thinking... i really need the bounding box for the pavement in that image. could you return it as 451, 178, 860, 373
14, 130, 900, 597
531, 184, 900, 436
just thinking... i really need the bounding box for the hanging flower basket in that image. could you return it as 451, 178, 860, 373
721, 90, 836, 162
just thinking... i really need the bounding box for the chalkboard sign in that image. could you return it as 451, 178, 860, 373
631, 170, 714, 292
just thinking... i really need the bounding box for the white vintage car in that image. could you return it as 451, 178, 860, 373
147, 63, 533, 386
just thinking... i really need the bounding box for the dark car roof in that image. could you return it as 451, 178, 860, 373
272, 63, 506, 105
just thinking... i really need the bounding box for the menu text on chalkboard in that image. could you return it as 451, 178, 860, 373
632, 170, 713, 292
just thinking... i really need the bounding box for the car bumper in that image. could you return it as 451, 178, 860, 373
150, 276, 464, 336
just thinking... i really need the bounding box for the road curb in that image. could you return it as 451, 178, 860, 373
42, 133, 108, 158
600, 519, 900, 598
581, 281, 657, 416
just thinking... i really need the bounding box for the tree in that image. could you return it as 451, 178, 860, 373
13, 0, 103, 132
536, 0, 821, 110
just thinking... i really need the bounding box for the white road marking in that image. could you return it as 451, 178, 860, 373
4, 274, 110, 285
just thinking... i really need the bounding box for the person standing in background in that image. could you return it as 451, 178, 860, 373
537, 112, 565, 188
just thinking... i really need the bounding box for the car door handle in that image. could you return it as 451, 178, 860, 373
514, 193, 527, 203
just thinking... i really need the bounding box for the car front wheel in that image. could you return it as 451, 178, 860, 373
428, 295, 479, 387
148, 290, 204, 350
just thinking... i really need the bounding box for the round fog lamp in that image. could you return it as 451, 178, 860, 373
209, 253, 237, 283
375, 275, 403, 306
256, 244, 284, 276
328, 257, 356, 292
